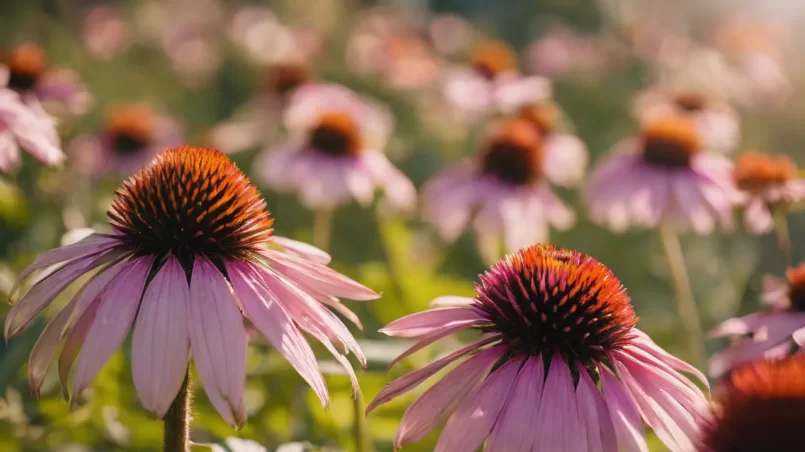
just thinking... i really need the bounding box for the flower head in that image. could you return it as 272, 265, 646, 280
0, 88, 63, 172
701, 355, 805, 452
423, 117, 585, 253
733, 152, 805, 233
586, 114, 737, 233
368, 244, 709, 452
6, 146, 379, 427
256, 83, 415, 211
709, 264, 805, 377
265, 62, 311, 97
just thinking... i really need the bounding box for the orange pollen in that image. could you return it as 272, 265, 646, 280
480, 119, 543, 185
308, 112, 362, 157
734, 152, 796, 192
5, 43, 48, 91
266, 62, 310, 96
471, 40, 518, 79
702, 355, 805, 452
518, 103, 560, 136
104, 104, 156, 153
640, 115, 701, 167
108, 146, 273, 268
786, 264, 805, 312
673, 92, 707, 112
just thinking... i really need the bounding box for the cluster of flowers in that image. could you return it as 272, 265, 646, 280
2, 3, 805, 452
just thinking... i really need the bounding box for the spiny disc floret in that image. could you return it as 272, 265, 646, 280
108, 147, 273, 269
474, 245, 637, 364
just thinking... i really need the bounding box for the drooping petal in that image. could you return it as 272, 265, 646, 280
576, 365, 617, 452
366, 341, 503, 414
379, 307, 488, 338
271, 236, 331, 265
262, 250, 379, 300
59, 297, 100, 399
131, 257, 191, 417
429, 296, 476, 308
385, 326, 497, 372
187, 258, 247, 428
72, 256, 152, 399
434, 358, 520, 452
534, 354, 587, 451
624, 335, 710, 393
600, 365, 648, 452
393, 345, 500, 449
486, 356, 544, 452
227, 261, 329, 408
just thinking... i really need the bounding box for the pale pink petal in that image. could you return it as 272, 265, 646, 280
429, 296, 476, 308
379, 307, 488, 338
131, 257, 191, 417
0, 130, 20, 172
576, 366, 617, 452
271, 236, 331, 265
486, 356, 544, 452
761, 275, 790, 309
72, 257, 152, 399
793, 326, 805, 347
434, 358, 520, 452
366, 341, 503, 414
671, 172, 715, 234
493, 74, 552, 113
393, 346, 500, 449
708, 312, 771, 338
187, 258, 247, 428
305, 288, 362, 329
227, 261, 328, 408
360, 151, 417, 212
630, 330, 710, 391
534, 355, 587, 451
59, 297, 100, 399
744, 196, 773, 234
443, 68, 492, 114
263, 250, 379, 301
385, 325, 497, 371
543, 134, 588, 188
600, 366, 648, 452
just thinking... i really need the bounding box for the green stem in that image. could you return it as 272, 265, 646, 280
772, 205, 793, 267
659, 223, 707, 370
313, 209, 334, 253
163, 371, 192, 452
353, 391, 372, 452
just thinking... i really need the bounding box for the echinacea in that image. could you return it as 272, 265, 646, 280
708, 264, 805, 377
700, 354, 805, 452
368, 244, 710, 452
5, 147, 378, 435
423, 116, 585, 261
0, 87, 63, 172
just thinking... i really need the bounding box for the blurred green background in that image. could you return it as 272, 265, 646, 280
1, 0, 804, 450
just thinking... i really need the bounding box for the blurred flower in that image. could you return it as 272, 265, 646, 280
210, 437, 266, 452
700, 354, 805, 452
427, 14, 474, 57
0, 43, 93, 116
526, 26, 621, 79
82, 6, 131, 60
633, 85, 740, 151
423, 117, 584, 254
368, 244, 709, 451
256, 83, 415, 211
0, 88, 63, 172
5, 146, 378, 427
709, 264, 805, 378
733, 152, 805, 234
443, 40, 551, 119
228, 6, 320, 66
69, 103, 182, 176
586, 114, 737, 233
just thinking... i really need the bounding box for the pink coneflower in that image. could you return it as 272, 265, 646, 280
423, 116, 584, 257
0, 43, 92, 116
69, 103, 182, 176
709, 264, 805, 378
586, 114, 737, 234
256, 83, 415, 212
367, 244, 709, 451
0, 88, 63, 172
82, 6, 131, 61
633, 86, 740, 152
700, 354, 805, 452
733, 152, 805, 234
5, 146, 378, 427
443, 40, 551, 118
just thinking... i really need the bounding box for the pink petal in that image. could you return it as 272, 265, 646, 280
262, 250, 379, 300
429, 296, 476, 308
227, 261, 329, 408
131, 257, 191, 417
366, 341, 503, 414
576, 365, 617, 452
59, 297, 100, 400
384, 325, 496, 372
793, 326, 805, 347
543, 134, 588, 188
271, 236, 331, 265
434, 357, 520, 452
600, 365, 648, 452
360, 151, 417, 212
534, 354, 587, 451
379, 307, 488, 338
187, 258, 247, 428
486, 356, 544, 452
627, 331, 710, 392
72, 256, 152, 400
393, 345, 500, 449
760, 275, 790, 309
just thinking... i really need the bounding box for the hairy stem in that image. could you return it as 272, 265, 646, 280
353, 391, 372, 452
163, 371, 192, 452
313, 209, 334, 253
659, 223, 707, 370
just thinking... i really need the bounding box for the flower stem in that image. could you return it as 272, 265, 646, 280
772, 205, 793, 267
163, 371, 192, 452
659, 223, 707, 370
353, 391, 372, 452
313, 209, 334, 253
